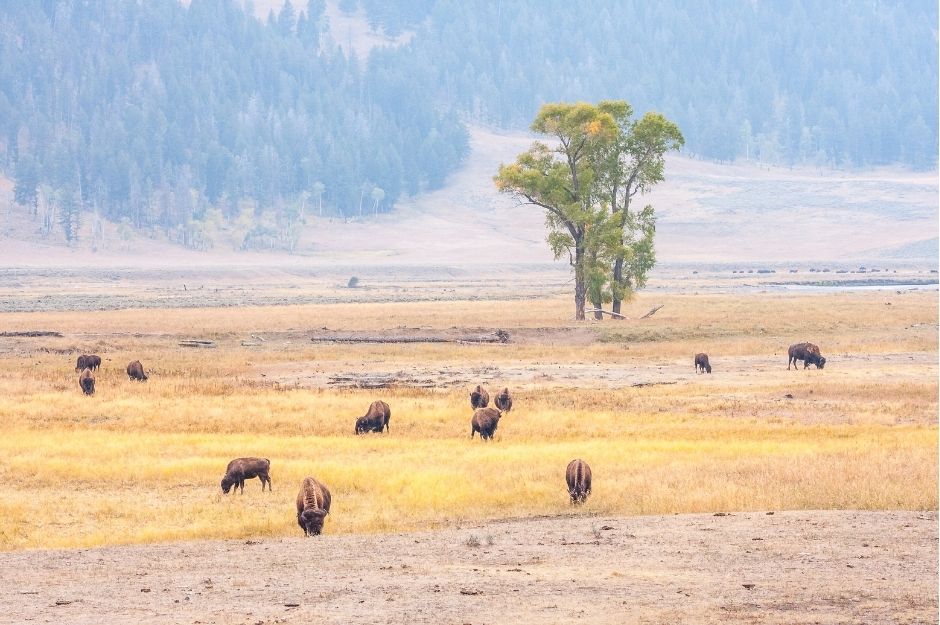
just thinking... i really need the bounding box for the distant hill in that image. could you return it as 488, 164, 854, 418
357, 0, 938, 170
2, 127, 936, 267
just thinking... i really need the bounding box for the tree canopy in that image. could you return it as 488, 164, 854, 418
496, 101, 682, 320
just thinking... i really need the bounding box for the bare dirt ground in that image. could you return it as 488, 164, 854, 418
1, 510, 934, 625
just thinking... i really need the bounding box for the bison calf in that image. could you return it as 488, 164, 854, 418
471, 407, 502, 440
296, 476, 332, 536
127, 360, 148, 381
788, 342, 826, 370
354, 400, 391, 434
494, 387, 513, 412
694, 353, 712, 374
221, 457, 271, 494
566, 459, 592, 505
78, 367, 95, 395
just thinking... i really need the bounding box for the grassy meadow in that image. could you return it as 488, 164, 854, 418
0, 289, 936, 550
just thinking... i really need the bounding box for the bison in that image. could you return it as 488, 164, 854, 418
78, 367, 95, 395
86, 354, 101, 371
221, 457, 271, 494
127, 360, 148, 381
471, 407, 502, 440
354, 400, 391, 435
788, 342, 826, 370
75, 354, 90, 372
694, 353, 712, 374
494, 387, 513, 412
470, 384, 489, 409
566, 459, 592, 505
296, 476, 332, 536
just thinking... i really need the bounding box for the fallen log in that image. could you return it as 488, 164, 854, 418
584, 308, 628, 319
179, 339, 216, 348
640, 304, 664, 319
0, 331, 63, 337
630, 380, 678, 388
311, 331, 509, 344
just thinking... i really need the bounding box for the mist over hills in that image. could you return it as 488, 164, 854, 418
0, 0, 936, 256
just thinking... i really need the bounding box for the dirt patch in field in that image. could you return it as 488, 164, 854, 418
257, 349, 938, 390
1, 510, 934, 625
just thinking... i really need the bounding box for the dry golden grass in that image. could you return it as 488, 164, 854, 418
0, 289, 935, 550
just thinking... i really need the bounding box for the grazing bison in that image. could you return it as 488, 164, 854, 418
471, 407, 502, 440
126, 360, 148, 381
566, 459, 592, 505
494, 387, 513, 412
788, 342, 826, 370
470, 385, 489, 409
694, 353, 712, 374
354, 400, 391, 435
296, 476, 332, 536
78, 367, 95, 395
86, 354, 101, 371
75, 354, 90, 372
221, 457, 271, 494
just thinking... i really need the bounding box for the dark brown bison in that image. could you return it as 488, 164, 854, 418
221, 457, 271, 494
470, 385, 489, 409
75, 355, 90, 371
494, 387, 513, 412
296, 476, 332, 536
127, 360, 148, 381
86, 354, 101, 371
694, 353, 712, 374
471, 407, 501, 440
566, 459, 592, 504
355, 400, 391, 434
78, 367, 95, 395
788, 342, 826, 370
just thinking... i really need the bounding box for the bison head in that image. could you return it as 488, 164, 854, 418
705, 363, 712, 373
299, 508, 328, 536
220, 476, 235, 494
354, 417, 366, 435
816, 356, 826, 369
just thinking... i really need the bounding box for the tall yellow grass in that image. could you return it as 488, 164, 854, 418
0, 290, 935, 550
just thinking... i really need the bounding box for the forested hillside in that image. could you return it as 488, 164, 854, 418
363, 0, 937, 169
0, 0, 467, 249
0, 0, 935, 251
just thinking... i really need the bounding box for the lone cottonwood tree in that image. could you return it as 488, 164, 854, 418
495, 101, 682, 320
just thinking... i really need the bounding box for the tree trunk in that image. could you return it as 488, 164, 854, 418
574, 241, 586, 320
611, 256, 624, 316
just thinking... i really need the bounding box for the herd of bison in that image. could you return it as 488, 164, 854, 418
70, 341, 826, 537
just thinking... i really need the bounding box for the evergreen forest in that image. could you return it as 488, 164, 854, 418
0, 0, 935, 249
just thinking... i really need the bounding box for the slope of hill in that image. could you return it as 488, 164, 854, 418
1, 126, 936, 268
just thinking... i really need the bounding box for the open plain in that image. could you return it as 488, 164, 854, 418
0, 266, 936, 623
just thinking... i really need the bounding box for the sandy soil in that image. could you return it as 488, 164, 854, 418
1, 510, 934, 625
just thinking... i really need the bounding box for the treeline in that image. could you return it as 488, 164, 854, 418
0, 0, 467, 249
362, 0, 938, 170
